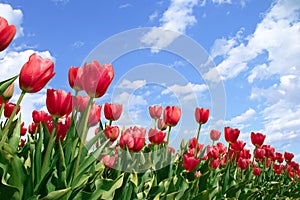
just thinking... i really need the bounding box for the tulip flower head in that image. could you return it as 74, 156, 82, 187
46, 89, 72, 118
251, 132, 266, 147
224, 126, 240, 144
148, 128, 166, 145
0, 16, 16, 51
68, 66, 84, 91
195, 107, 210, 124
149, 105, 162, 119
104, 103, 122, 121
19, 54, 55, 93
82, 61, 114, 98
210, 129, 221, 141
163, 106, 181, 127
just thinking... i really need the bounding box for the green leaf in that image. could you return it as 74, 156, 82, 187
192, 189, 210, 200
0, 75, 18, 95
90, 173, 124, 200
39, 187, 71, 200
8, 115, 21, 150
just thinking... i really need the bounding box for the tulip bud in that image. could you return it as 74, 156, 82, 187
157, 118, 167, 131
87, 103, 102, 127
46, 89, 72, 118
104, 126, 120, 142
104, 103, 122, 121
4, 102, 20, 118
251, 132, 266, 147
163, 106, 181, 127
253, 167, 261, 176
210, 129, 221, 141
2, 83, 14, 100
224, 126, 240, 144
68, 66, 84, 91
183, 153, 200, 172
148, 128, 166, 145
149, 105, 162, 119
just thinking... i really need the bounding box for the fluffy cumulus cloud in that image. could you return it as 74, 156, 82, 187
207, 0, 300, 156
141, 0, 199, 52
0, 3, 23, 37
0, 3, 55, 128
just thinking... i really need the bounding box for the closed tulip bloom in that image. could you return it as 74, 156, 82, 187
46, 89, 72, 118
20, 122, 27, 136
157, 118, 167, 131
56, 117, 71, 142
104, 103, 122, 121
195, 107, 210, 124
237, 158, 249, 170
72, 95, 90, 112
19, 139, 26, 147
32, 110, 51, 123
276, 152, 284, 163
210, 129, 221, 141
68, 66, 84, 91
284, 152, 294, 163
4, 102, 20, 118
183, 153, 200, 172
0, 16, 16, 51
120, 126, 146, 152
148, 128, 166, 144
231, 140, 246, 152
104, 126, 120, 142
163, 106, 181, 127
149, 105, 162, 119
28, 122, 37, 134
224, 126, 240, 144
19, 53, 55, 93
253, 167, 261, 176
87, 103, 102, 126
101, 155, 116, 169
251, 132, 266, 147
82, 61, 114, 98
255, 148, 265, 160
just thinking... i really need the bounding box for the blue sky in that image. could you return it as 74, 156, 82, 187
1, 0, 300, 161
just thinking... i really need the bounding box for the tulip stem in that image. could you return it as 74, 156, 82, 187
252, 146, 257, 164
73, 97, 93, 181
0, 91, 25, 145
0, 102, 5, 119
226, 143, 231, 164
166, 126, 172, 146
194, 123, 202, 157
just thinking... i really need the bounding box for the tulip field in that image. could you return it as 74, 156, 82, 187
1, 16, 300, 200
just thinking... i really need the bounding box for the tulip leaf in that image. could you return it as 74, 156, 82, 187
90, 173, 124, 200
8, 115, 21, 149
0, 75, 18, 95
39, 187, 71, 200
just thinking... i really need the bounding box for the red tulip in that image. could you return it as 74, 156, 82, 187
231, 140, 246, 152
216, 142, 227, 154
253, 167, 261, 176
87, 103, 102, 126
46, 89, 72, 118
238, 149, 251, 159
183, 153, 200, 172
20, 122, 27, 136
207, 146, 220, 159
210, 129, 221, 141
251, 132, 266, 147
275, 152, 284, 163
163, 106, 181, 127
19, 53, 55, 93
189, 137, 204, 152
224, 126, 240, 144
210, 158, 220, 169
149, 105, 162, 119
68, 66, 84, 91
157, 118, 167, 131
101, 155, 116, 168
195, 107, 209, 124
32, 110, 51, 123
72, 95, 90, 112
104, 103, 122, 121
4, 102, 20, 118
120, 126, 146, 152
273, 164, 284, 175
104, 126, 120, 142
0, 16, 16, 51
237, 158, 249, 170
28, 122, 38, 134
284, 152, 294, 163
82, 60, 114, 98
56, 117, 70, 142
148, 128, 166, 144
255, 148, 265, 160
19, 139, 26, 147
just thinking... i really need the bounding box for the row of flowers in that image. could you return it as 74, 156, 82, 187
1, 15, 299, 199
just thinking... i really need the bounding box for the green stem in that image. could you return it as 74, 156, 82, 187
40, 118, 59, 179
154, 118, 157, 129
0, 91, 26, 145
252, 146, 257, 165
194, 123, 202, 157
166, 126, 172, 146
226, 143, 231, 165
109, 120, 112, 126
0, 101, 5, 119
73, 97, 94, 181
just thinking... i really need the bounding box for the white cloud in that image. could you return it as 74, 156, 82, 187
211, 0, 231, 4
0, 3, 23, 37
162, 82, 208, 95
51, 0, 69, 5
149, 11, 159, 22
71, 41, 85, 48
206, 0, 300, 82
117, 79, 146, 90
141, 0, 199, 52
227, 108, 256, 125
119, 3, 131, 9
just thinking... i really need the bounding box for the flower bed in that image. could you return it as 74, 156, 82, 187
0, 16, 299, 200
